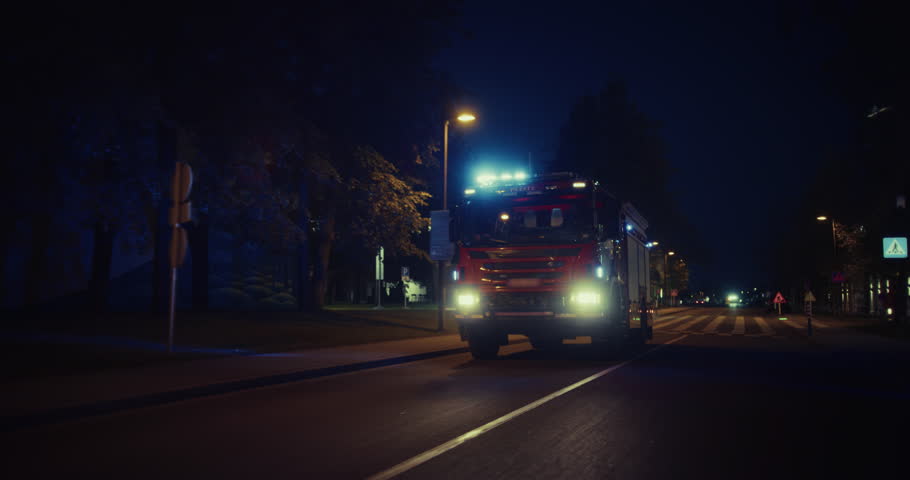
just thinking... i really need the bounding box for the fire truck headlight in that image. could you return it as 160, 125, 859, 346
569, 283, 603, 310
456, 289, 480, 311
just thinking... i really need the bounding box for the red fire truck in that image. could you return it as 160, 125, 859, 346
451, 172, 654, 359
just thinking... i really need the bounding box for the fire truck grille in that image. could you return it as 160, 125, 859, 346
481, 261, 565, 270
488, 292, 565, 311
481, 271, 565, 282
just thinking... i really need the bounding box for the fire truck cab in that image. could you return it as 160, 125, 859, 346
450, 172, 653, 359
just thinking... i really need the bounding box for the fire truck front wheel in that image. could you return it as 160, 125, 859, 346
467, 330, 500, 360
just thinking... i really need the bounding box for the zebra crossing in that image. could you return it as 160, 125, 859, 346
652, 313, 830, 338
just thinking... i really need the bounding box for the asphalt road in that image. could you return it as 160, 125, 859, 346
5, 307, 909, 479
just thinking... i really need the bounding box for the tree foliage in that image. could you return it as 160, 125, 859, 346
349, 147, 431, 258
1, 1, 462, 308
556, 80, 703, 260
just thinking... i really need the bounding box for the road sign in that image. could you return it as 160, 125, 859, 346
401, 266, 410, 282
171, 162, 193, 205
804, 291, 816, 302
670, 289, 678, 297
430, 210, 452, 260
773, 292, 786, 304
883, 237, 908, 259
831, 272, 845, 283
375, 247, 385, 280
167, 162, 194, 354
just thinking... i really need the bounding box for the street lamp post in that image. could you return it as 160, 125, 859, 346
667, 251, 676, 306
437, 113, 476, 331
816, 215, 840, 314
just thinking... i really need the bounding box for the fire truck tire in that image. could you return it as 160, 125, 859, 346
468, 333, 499, 360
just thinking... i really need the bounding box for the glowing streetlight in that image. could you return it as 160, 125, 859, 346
816, 215, 828, 221
443, 112, 477, 210
668, 251, 676, 256
439, 112, 477, 332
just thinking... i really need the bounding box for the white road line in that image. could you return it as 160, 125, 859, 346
753, 317, 774, 335
365, 334, 691, 480
656, 315, 692, 330
702, 316, 726, 333
777, 318, 808, 333
733, 316, 745, 335
673, 315, 709, 332
653, 314, 682, 324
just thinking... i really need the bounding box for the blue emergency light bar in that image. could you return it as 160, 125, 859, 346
466, 171, 586, 195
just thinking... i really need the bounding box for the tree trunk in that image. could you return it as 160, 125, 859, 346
88, 221, 116, 312
151, 204, 171, 313
187, 219, 209, 311
0, 228, 11, 308
311, 213, 336, 309
24, 216, 51, 307
152, 122, 176, 313
295, 180, 311, 311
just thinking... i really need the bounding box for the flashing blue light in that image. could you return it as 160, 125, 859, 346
625, 224, 633, 232
476, 174, 496, 185
515, 171, 527, 180
500, 173, 513, 181
645, 242, 654, 248
595, 265, 605, 279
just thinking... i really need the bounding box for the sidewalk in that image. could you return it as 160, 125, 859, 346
1, 307, 458, 383
776, 312, 910, 356
4, 332, 532, 430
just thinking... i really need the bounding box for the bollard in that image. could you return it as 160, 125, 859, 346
807, 314, 813, 336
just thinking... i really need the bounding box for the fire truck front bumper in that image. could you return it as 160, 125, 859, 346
454, 311, 615, 338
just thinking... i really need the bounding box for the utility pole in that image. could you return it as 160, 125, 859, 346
437, 120, 449, 331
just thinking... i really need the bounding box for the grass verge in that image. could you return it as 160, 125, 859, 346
1, 307, 458, 382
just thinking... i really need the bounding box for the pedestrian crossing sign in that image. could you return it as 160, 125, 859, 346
882, 237, 908, 259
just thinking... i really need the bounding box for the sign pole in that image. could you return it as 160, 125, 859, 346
168, 266, 177, 352
167, 162, 193, 354
374, 247, 384, 309
807, 301, 813, 336
401, 266, 410, 309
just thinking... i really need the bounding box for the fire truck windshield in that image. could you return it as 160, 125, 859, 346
460, 195, 594, 247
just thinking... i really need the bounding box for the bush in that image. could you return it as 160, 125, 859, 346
210, 287, 254, 308
243, 284, 274, 299
267, 292, 297, 305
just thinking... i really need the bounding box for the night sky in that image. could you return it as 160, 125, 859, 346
434, 0, 851, 290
